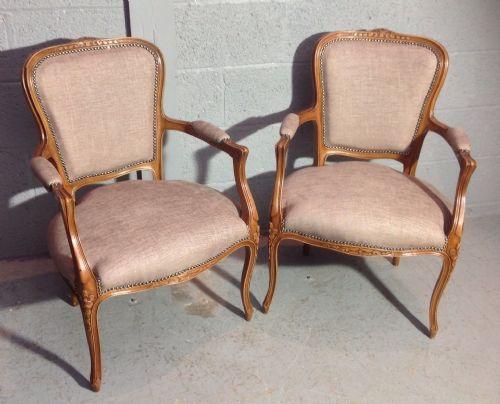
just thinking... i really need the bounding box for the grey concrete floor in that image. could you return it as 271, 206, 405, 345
0, 215, 499, 403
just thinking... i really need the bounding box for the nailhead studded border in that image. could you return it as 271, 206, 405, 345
97, 233, 251, 294
282, 220, 447, 253
319, 37, 442, 155
32, 42, 160, 183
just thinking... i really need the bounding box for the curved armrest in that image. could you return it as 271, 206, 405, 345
190, 120, 230, 144
270, 109, 316, 229
427, 117, 477, 251
162, 115, 259, 241
30, 156, 62, 191
429, 118, 471, 153
443, 127, 471, 153
280, 113, 300, 139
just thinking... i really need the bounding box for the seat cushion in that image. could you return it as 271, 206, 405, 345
48, 180, 248, 293
282, 162, 452, 251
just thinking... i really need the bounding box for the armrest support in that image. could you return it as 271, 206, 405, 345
162, 115, 259, 241
270, 109, 316, 230
52, 184, 95, 283
30, 156, 62, 191
427, 117, 477, 252
30, 158, 98, 290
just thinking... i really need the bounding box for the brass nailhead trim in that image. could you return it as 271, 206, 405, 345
319, 37, 442, 155
97, 233, 251, 294
32, 42, 160, 183
282, 222, 447, 253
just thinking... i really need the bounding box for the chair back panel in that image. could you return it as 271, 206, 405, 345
317, 31, 444, 154
28, 40, 161, 183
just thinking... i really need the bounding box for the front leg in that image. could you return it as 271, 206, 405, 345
79, 290, 102, 391
429, 253, 456, 338
241, 243, 258, 321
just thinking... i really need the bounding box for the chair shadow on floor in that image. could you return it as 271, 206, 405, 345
0, 257, 90, 388
275, 242, 431, 337
0, 325, 90, 389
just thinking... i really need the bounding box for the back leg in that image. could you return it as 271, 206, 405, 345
302, 243, 310, 256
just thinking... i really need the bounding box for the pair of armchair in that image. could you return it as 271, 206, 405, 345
24, 30, 475, 391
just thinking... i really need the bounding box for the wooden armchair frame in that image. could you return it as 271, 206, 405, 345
23, 37, 259, 391
265, 29, 476, 338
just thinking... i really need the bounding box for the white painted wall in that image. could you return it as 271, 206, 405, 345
1, 0, 499, 258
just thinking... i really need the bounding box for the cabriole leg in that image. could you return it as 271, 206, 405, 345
241, 244, 258, 321
79, 291, 102, 391
263, 235, 280, 313
429, 255, 456, 338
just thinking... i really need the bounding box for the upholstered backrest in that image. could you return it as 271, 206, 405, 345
318, 32, 443, 154
30, 40, 160, 183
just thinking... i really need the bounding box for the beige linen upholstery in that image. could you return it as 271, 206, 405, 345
321, 40, 438, 152
443, 127, 471, 152
34, 45, 158, 182
190, 120, 230, 144
282, 161, 451, 250
30, 157, 62, 189
48, 180, 248, 292
280, 113, 300, 139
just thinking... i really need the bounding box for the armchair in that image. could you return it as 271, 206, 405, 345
23, 37, 259, 391
264, 29, 476, 338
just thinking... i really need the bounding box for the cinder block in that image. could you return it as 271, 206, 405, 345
0, 14, 7, 50
0, 83, 38, 150
0, 145, 58, 259
421, 106, 500, 162
0, 0, 123, 9
394, 0, 500, 53
285, 0, 500, 61
176, 69, 225, 125
224, 63, 313, 124
5, 7, 126, 48
229, 123, 282, 179
437, 51, 500, 110
417, 155, 500, 211
175, 1, 289, 69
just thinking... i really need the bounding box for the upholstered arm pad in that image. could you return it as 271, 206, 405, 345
190, 120, 230, 144
30, 157, 62, 190
442, 127, 471, 152
280, 113, 300, 139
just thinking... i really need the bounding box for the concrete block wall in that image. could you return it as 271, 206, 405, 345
171, 0, 500, 225
0, 0, 126, 258
2, 0, 500, 258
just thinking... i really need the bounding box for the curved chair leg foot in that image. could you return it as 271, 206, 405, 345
302, 243, 310, 256
429, 255, 455, 338
263, 236, 280, 313
80, 291, 102, 391
241, 244, 257, 321
391, 256, 400, 266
